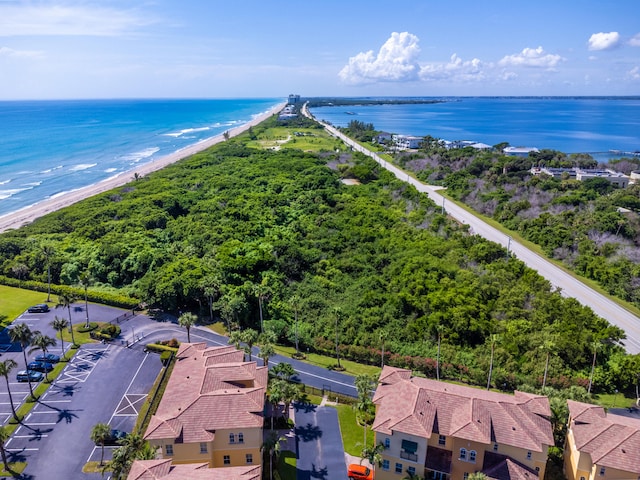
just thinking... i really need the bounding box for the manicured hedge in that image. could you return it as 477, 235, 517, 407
0, 276, 140, 309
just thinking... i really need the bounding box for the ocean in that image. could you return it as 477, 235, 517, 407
0, 98, 282, 218
2, 97, 639, 220
309, 97, 640, 161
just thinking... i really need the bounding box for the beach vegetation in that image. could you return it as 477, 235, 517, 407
0, 116, 636, 395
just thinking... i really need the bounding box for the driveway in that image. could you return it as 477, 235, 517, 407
294, 402, 347, 480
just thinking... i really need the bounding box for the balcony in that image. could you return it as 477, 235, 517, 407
401, 451, 418, 462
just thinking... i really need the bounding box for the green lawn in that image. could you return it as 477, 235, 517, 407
334, 403, 374, 457
277, 450, 296, 480
594, 392, 637, 409
273, 345, 381, 377
0, 285, 51, 327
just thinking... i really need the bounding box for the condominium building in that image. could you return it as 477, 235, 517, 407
128, 459, 261, 479
144, 344, 267, 470
565, 400, 640, 480
372, 366, 554, 480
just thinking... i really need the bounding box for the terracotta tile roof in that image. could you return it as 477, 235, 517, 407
373, 367, 553, 452
145, 343, 267, 442
568, 400, 640, 474
482, 452, 539, 480
128, 459, 261, 479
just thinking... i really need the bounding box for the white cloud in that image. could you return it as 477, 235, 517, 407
628, 66, 640, 80
0, 46, 43, 58
588, 32, 620, 51
498, 46, 564, 69
0, 3, 154, 36
419, 54, 484, 81
338, 32, 421, 85
629, 33, 640, 47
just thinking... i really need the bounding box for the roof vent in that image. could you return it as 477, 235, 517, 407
512, 426, 516, 430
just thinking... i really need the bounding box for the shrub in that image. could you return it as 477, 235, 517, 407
78, 323, 98, 333
160, 351, 173, 366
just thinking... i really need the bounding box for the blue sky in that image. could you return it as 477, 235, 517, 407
0, 0, 639, 99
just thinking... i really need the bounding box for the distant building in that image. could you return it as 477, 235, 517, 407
564, 400, 640, 480
278, 104, 297, 120
288, 94, 300, 104
530, 167, 629, 187
374, 132, 393, 144
470, 142, 492, 150
372, 366, 554, 480
504, 146, 540, 157
144, 344, 267, 470
530, 167, 577, 179
393, 135, 423, 149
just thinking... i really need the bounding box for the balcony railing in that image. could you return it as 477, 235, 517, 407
400, 451, 418, 462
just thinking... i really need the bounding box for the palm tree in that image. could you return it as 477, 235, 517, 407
588, 340, 602, 394
379, 330, 388, 369
41, 243, 55, 303
91, 422, 111, 466
267, 379, 285, 430
355, 374, 376, 447
486, 333, 500, 390
435, 324, 445, 381
539, 338, 556, 389
0, 360, 19, 422
468, 473, 488, 480
29, 333, 57, 382
361, 442, 385, 478
271, 362, 296, 381
290, 295, 301, 356
0, 426, 12, 473
240, 328, 259, 361
107, 433, 153, 479
78, 271, 92, 327
50, 316, 69, 359
9, 324, 37, 398
56, 293, 77, 346
253, 282, 271, 333
261, 431, 286, 480
259, 341, 275, 367
333, 307, 342, 369
178, 312, 197, 343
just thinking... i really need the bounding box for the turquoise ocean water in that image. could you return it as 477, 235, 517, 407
0, 98, 282, 217
309, 97, 640, 160
1, 97, 639, 219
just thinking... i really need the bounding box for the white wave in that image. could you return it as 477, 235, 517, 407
0, 187, 33, 200
121, 147, 160, 163
104, 168, 118, 173
69, 163, 97, 172
163, 126, 211, 138
23, 181, 42, 187
40, 165, 63, 173
0, 179, 11, 185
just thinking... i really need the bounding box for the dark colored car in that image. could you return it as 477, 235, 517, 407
27, 361, 54, 373
97, 429, 129, 446
35, 353, 60, 364
16, 370, 44, 382
27, 304, 50, 313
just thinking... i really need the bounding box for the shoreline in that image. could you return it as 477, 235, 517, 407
0, 102, 286, 233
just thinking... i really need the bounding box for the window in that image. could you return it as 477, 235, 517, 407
493, 443, 499, 451
229, 433, 235, 444
460, 448, 467, 460
408, 466, 416, 476
469, 450, 476, 463
224, 455, 231, 465
395, 463, 403, 474
580, 477, 586, 480
600, 467, 605, 476
246, 453, 253, 464
384, 438, 390, 449
200, 442, 208, 454
165, 444, 173, 456
238, 432, 244, 444
382, 460, 390, 471
464, 474, 469, 480
438, 435, 446, 446
526, 451, 532, 460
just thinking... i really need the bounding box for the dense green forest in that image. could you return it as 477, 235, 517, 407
1, 115, 638, 393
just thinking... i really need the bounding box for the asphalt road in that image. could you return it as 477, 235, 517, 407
304, 104, 640, 354
294, 403, 348, 480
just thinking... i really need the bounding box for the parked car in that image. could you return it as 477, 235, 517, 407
27, 361, 54, 373
96, 429, 129, 446
348, 464, 373, 480
35, 353, 60, 364
16, 370, 44, 382
27, 304, 49, 313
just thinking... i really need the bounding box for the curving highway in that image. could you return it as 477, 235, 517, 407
303, 104, 640, 354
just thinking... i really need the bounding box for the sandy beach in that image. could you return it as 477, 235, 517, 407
0, 102, 286, 233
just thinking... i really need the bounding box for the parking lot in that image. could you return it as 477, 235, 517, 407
0, 303, 164, 479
